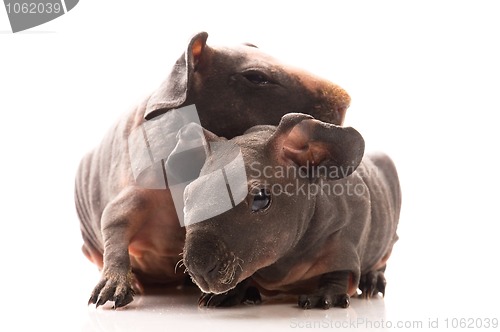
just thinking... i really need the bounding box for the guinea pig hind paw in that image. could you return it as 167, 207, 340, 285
298, 293, 350, 309
359, 270, 386, 299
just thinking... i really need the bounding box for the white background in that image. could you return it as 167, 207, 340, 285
1, 1, 499, 331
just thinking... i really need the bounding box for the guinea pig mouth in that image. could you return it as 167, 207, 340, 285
187, 253, 244, 294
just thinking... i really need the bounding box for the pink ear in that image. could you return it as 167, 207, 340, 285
271, 114, 365, 180
190, 33, 208, 70
282, 121, 331, 167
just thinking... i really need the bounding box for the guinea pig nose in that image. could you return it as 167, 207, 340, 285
183, 234, 223, 277
185, 251, 221, 281
204, 258, 221, 279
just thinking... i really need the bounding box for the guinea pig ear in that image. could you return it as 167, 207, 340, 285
269, 113, 365, 180
144, 32, 209, 120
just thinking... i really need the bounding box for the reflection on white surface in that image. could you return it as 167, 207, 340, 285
83, 288, 391, 332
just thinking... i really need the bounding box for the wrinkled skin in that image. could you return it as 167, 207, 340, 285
182, 113, 401, 309
75, 32, 353, 308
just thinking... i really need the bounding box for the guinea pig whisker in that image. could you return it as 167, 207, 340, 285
175, 258, 185, 274
236, 258, 244, 272
218, 253, 244, 285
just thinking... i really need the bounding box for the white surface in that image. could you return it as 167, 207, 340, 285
1, 1, 499, 331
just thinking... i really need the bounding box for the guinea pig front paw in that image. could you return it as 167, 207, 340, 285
88, 270, 135, 309
198, 282, 261, 307
298, 292, 350, 309
359, 269, 386, 299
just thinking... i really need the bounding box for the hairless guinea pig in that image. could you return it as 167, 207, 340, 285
77, 32, 352, 308
180, 113, 401, 309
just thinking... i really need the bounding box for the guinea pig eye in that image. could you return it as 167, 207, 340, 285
251, 188, 271, 212
242, 71, 273, 85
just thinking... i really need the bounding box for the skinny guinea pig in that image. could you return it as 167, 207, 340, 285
182, 113, 401, 309
77, 32, 352, 308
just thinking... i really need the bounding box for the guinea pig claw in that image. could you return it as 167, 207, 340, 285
88, 271, 136, 309
377, 276, 387, 297
321, 298, 332, 310
88, 295, 98, 306
359, 270, 386, 299
298, 296, 312, 309
333, 294, 350, 308
96, 296, 108, 308
112, 291, 134, 309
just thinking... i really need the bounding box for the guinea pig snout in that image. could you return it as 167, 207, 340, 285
184, 244, 220, 282
183, 233, 242, 294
